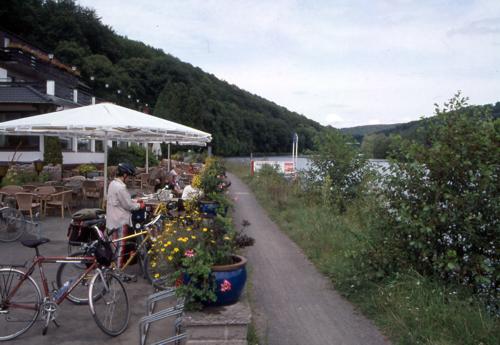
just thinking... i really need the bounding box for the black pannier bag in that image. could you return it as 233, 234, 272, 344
67, 208, 106, 246
94, 240, 114, 266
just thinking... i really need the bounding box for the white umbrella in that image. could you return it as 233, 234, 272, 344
0, 103, 211, 198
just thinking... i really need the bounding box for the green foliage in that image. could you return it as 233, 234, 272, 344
361, 133, 394, 159
77, 164, 96, 176
108, 144, 158, 168
1, 169, 49, 187
194, 157, 227, 195
149, 202, 240, 310
306, 130, 368, 211
231, 163, 500, 345
377, 92, 500, 311
43, 137, 62, 165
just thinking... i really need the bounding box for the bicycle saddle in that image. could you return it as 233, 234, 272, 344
21, 238, 50, 248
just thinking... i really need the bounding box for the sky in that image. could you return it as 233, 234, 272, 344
77, 0, 500, 128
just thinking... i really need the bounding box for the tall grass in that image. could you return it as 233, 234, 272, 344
226, 161, 499, 345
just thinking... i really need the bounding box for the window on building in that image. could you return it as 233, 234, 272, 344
60, 138, 73, 151
77, 138, 91, 152
95, 140, 104, 152
0, 135, 39, 151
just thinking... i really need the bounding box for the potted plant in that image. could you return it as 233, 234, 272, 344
78, 164, 97, 178
192, 157, 230, 217
148, 202, 253, 309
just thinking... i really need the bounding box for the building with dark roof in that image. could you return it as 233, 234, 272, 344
0, 30, 106, 165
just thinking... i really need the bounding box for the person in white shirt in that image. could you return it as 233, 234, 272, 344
106, 162, 143, 269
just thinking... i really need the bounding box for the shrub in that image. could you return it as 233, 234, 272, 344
1, 169, 49, 187
108, 144, 158, 167
377, 92, 499, 312
78, 164, 97, 176
306, 130, 368, 211
44, 137, 62, 165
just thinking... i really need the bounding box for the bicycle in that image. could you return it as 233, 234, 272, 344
57, 214, 165, 305
0, 207, 25, 242
0, 235, 130, 341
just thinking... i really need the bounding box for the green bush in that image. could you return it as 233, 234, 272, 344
1, 169, 49, 187
78, 164, 97, 176
376, 92, 499, 311
306, 130, 368, 212
108, 144, 159, 167
43, 137, 62, 165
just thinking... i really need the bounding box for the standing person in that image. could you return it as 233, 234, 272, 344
106, 162, 144, 270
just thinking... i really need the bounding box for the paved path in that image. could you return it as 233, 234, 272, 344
228, 173, 391, 345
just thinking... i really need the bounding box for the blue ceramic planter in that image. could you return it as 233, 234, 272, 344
208, 255, 247, 306
199, 201, 227, 217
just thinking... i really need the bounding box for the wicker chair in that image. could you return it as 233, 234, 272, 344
15, 192, 41, 221
82, 180, 102, 207
45, 190, 72, 218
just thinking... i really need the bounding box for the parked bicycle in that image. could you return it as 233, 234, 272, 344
58, 214, 164, 305
0, 233, 129, 341
0, 207, 25, 242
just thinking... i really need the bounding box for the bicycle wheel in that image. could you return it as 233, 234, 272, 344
0, 208, 25, 242
0, 268, 41, 341
88, 270, 129, 336
140, 250, 154, 283
56, 252, 97, 305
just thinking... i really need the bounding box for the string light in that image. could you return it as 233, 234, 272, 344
50, 54, 148, 109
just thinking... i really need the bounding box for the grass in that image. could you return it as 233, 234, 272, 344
226, 161, 500, 345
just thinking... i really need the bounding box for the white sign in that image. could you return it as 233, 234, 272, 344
251, 160, 295, 175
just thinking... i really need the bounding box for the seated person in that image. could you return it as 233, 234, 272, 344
181, 184, 202, 201
164, 173, 182, 197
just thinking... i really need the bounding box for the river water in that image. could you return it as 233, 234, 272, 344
226, 156, 389, 174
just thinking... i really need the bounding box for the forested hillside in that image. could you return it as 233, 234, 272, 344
340, 124, 400, 143
0, 0, 326, 155
359, 102, 500, 158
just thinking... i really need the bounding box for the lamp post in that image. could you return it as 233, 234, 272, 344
34, 160, 44, 176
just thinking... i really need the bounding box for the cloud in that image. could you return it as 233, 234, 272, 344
77, 0, 500, 128
448, 17, 500, 36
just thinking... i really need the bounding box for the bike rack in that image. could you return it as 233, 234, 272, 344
139, 287, 186, 345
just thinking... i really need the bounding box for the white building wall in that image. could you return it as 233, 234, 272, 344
0, 151, 43, 163
62, 152, 105, 165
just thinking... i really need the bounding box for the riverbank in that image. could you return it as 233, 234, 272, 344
227, 161, 499, 345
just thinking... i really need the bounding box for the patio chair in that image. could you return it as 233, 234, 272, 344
22, 185, 37, 192
34, 186, 56, 216
139, 173, 151, 190
44, 190, 72, 218
0, 186, 25, 208
15, 192, 41, 221
82, 180, 102, 208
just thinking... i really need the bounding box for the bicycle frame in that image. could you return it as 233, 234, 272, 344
6, 253, 97, 308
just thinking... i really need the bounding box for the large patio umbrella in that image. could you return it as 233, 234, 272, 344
0, 102, 211, 198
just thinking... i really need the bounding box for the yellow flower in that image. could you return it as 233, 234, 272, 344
210, 240, 216, 244
202, 228, 208, 232
224, 236, 230, 240
167, 241, 172, 246
191, 235, 196, 239
151, 262, 157, 268
154, 273, 160, 279
173, 247, 180, 253
177, 237, 184, 242
161, 248, 165, 252
167, 256, 173, 261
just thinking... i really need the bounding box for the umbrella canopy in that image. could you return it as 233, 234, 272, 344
0, 103, 211, 144
0, 102, 212, 199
